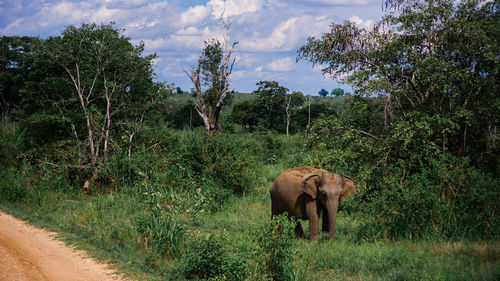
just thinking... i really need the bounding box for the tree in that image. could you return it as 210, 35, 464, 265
284, 91, 306, 136
291, 91, 306, 107
252, 80, 289, 132
0, 36, 38, 126
298, 0, 500, 163
231, 100, 258, 130
118, 81, 173, 157
38, 23, 159, 190
298, 0, 500, 238
186, 20, 237, 134
318, 88, 329, 97
331, 88, 345, 97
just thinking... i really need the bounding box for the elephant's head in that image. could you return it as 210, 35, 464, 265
301, 169, 356, 239
301, 169, 356, 202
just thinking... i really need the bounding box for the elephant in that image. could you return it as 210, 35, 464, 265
270, 166, 355, 240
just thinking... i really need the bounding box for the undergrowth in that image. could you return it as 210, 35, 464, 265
0, 129, 498, 280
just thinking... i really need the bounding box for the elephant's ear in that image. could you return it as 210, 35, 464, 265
302, 174, 319, 199
341, 176, 356, 200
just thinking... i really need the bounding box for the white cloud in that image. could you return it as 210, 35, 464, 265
305, 0, 379, 5
141, 26, 226, 51
232, 68, 285, 82
106, 0, 149, 9
0, 17, 25, 35
208, 0, 264, 18
179, 5, 211, 26
266, 57, 296, 72
0, 0, 173, 37
235, 53, 258, 68
240, 15, 331, 51
178, 0, 264, 27
348, 15, 374, 29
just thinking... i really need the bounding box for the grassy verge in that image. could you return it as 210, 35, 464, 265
1, 133, 498, 280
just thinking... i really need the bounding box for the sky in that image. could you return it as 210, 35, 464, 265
0, 0, 384, 94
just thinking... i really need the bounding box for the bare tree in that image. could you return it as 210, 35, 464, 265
185, 19, 237, 134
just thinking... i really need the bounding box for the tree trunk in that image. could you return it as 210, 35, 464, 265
308, 98, 311, 127
1, 106, 9, 125
128, 133, 134, 158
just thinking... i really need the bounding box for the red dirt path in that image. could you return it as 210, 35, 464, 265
0, 211, 127, 281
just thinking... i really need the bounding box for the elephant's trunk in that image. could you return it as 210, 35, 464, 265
326, 195, 340, 240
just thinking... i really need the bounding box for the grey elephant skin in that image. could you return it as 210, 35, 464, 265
270, 166, 355, 240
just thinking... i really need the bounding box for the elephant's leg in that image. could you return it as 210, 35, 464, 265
321, 209, 330, 233
294, 222, 305, 238
305, 198, 319, 240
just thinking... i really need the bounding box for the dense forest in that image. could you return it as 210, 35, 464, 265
1, 0, 499, 280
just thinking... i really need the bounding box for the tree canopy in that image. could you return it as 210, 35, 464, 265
299, 0, 499, 166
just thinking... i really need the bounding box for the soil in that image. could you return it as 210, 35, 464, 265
0, 211, 127, 281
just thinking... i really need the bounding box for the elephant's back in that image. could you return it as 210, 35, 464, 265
275, 166, 316, 182
270, 167, 315, 218
271, 166, 316, 191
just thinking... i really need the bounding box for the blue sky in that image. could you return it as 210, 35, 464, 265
0, 0, 384, 94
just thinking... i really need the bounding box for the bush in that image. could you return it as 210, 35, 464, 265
308, 114, 500, 240
0, 125, 24, 168
348, 154, 500, 240
255, 214, 297, 281
179, 130, 256, 198
0, 166, 30, 202
183, 234, 248, 280
136, 211, 184, 259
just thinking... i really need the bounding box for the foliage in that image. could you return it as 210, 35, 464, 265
165, 101, 204, 130
318, 88, 329, 97
183, 234, 248, 280
0, 125, 23, 168
299, 0, 500, 240
308, 110, 500, 239
231, 100, 259, 130
0, 166, 30, 202
255, 214, 297, 281
136, 210, 184, 259
299, 0, 500, 165
18, 23, 165, 168
0, 36, 38, 125
0, 130, 498, 280
330, 88, 345, 97
252, 80, 289, 131
179, 130, 256, 198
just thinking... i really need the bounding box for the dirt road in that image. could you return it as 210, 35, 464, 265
0, 211, 126, 281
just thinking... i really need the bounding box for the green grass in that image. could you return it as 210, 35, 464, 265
1, 133, 498, 280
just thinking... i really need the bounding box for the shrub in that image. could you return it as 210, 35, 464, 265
348, 154, 500, 240
0, 166, 29, 202
0, 125, 24, 168
136, 212, 184, 259
308, 114, 500, 240
183, 234, 248, 280
179, 130, 256, 199
255, 214, 297, 281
